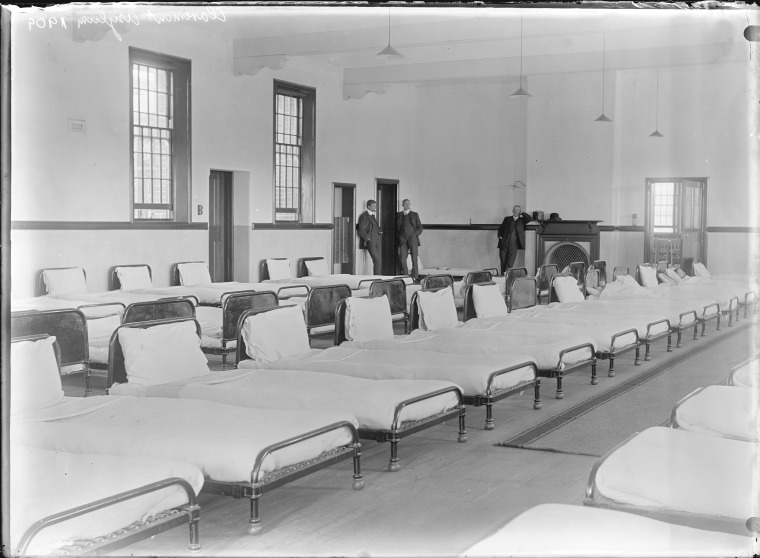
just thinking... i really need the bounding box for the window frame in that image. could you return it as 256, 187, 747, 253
129, 47, 191, 223
272, 80, 315, 224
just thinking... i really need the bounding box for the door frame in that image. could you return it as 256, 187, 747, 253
209, 169, 234, 282
375, 178, 399, 275
644, 176, 708, 265
332, 182, 356, 274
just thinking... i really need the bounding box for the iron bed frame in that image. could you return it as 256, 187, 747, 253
10, 335, 202, 554
235, 305, 467, 471
583, 430, 758, 536
296, 256, 413, 289
728, 355, 759, 386
11, 309, 93, 396
105, 317, 364, 533
366, 278, 409, 333
455, 280, 596, 399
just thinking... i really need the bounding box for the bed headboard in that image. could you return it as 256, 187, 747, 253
11, 309, 88, 368
305, 284, 352, 333
110, 264, 153, 291
612, 266, 629, 282
36, 267, 87, 297
592, 260, 607, 286
235, 305, 287, 364
368, 278, 407, 315
409, 286, 453, 331
505, 267, 528, 298
297, 257, 325, 278
537, 264, 559, 293
635, 263, 653, 286
108, 317, 202, 387
172, 261, 206, 286
420, 274, 454, 293
568, 261, 586, 285
334, 299, 349, 345
222, 290, 278, 341
462, 281, 497, 321
122, 299, 196, 325
584, 269, 600, 297
509, 276, 537, 312
259, 258, 290, 281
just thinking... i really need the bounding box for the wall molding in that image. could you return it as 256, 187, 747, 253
706, 226, 760, 233
251, 222, 333, 230
11, 221, 208, 230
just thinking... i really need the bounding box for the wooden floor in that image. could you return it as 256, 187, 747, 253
86, 315, 758, 557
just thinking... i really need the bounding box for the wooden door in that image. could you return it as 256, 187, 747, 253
209, 170, 233, 282
332, 183, 355, 274
376, 180, 398, 275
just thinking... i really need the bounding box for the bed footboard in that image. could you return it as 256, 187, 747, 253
539, 343, 597, 399
17, 477, 201, 555
202, 421, 362, 535
667, 387, 704, 430
359, 386, 465, 472
743, 291, 757, 318
464, 362, 541, 430
643, 318, 672, 360
596, 328, 640, 377
673, 310, 698, 347
699, 302, 721, 336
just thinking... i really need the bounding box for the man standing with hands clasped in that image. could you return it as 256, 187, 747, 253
396, 198, 424, 281
357, 199, 383, 274
497, 204, 531, 274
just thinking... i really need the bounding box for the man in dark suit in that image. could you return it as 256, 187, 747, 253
498, 204, 532, 274
396, 198, 424, 281
357, 199, 383, 274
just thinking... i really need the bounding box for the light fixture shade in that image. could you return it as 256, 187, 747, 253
595, 113, 612, 122
377, 43, 404, 59
650, 129, 664, 138
511, 86, 532, 98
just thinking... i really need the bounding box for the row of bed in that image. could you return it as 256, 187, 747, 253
9, 258, 758, 554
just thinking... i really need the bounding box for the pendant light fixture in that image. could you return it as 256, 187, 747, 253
650, 69, 664, 137
511, 10, 531, 98
377, 7, 403, 59
595, 33, 611, 122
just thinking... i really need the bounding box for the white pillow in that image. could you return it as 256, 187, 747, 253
117, 321, 210, 387
693, 262, 711, 278
665, 268, 681, 283
178, 262, 212, 286
305, 258, 329, 276
266, 258, 292, 280
242, 306, 310, 363
472, 283, 508, 318
43, 268, 87, 296
11, 336, 64, 415
554, 276, 585, 302
418, 288, 459, 330
639, 265, 658, 288
344, 295, 394, 342
116, 266, 153, 291
618, 275, 639, 288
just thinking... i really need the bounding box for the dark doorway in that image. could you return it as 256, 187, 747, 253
209, 170, 234, 282
333, 183, 356, 274
376, 179, 398, 275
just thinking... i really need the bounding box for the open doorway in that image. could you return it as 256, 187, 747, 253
209, 170, 234, 282
375, 179, 399, 275
332, 183, 356, 274
645, 178, 707, 274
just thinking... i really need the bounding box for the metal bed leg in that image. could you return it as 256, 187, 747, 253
644, 341, 652, 361
85, 367, 92, 397
590, 361, 598, 386
221, 353, 227, 370
607, 357, 615, 378
352, 443, 364, 489
186, 503, 202, 551
715, 314, 721, 332
634, 345, 641, 366
555, 376, 564, 399
728, 311, 734, 327
388, 437, 400, 472
677, 330, 683, 348
667, 333, 673, 352
248, 491, 262, 535
533, 379, 542, 410
693, 324, 699, 340
458, 406, 468, 442
484, 402, 494, 431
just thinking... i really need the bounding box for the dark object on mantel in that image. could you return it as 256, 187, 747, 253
549, 213, 561, 221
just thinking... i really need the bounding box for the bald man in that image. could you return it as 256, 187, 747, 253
497, 205, 532, 274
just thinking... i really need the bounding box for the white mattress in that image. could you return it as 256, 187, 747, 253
111, 368, 460, 431
593, 427, 758, 520
463, 503, 755, 557
600, 281, 721, 323
134, 282, 308, 305
14, 396, 358, 482
270, 274, 413, 291
254, 346, 535, 396
730, 358, 759, 388
521, 302, 671, 337
53, 291, 166, 306
672, 386, 759, 442
10, 445, 203, 555
11, 296, 123, 318
343, 329, 594, 372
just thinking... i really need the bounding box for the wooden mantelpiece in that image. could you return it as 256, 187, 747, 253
533, 220, 602, 267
